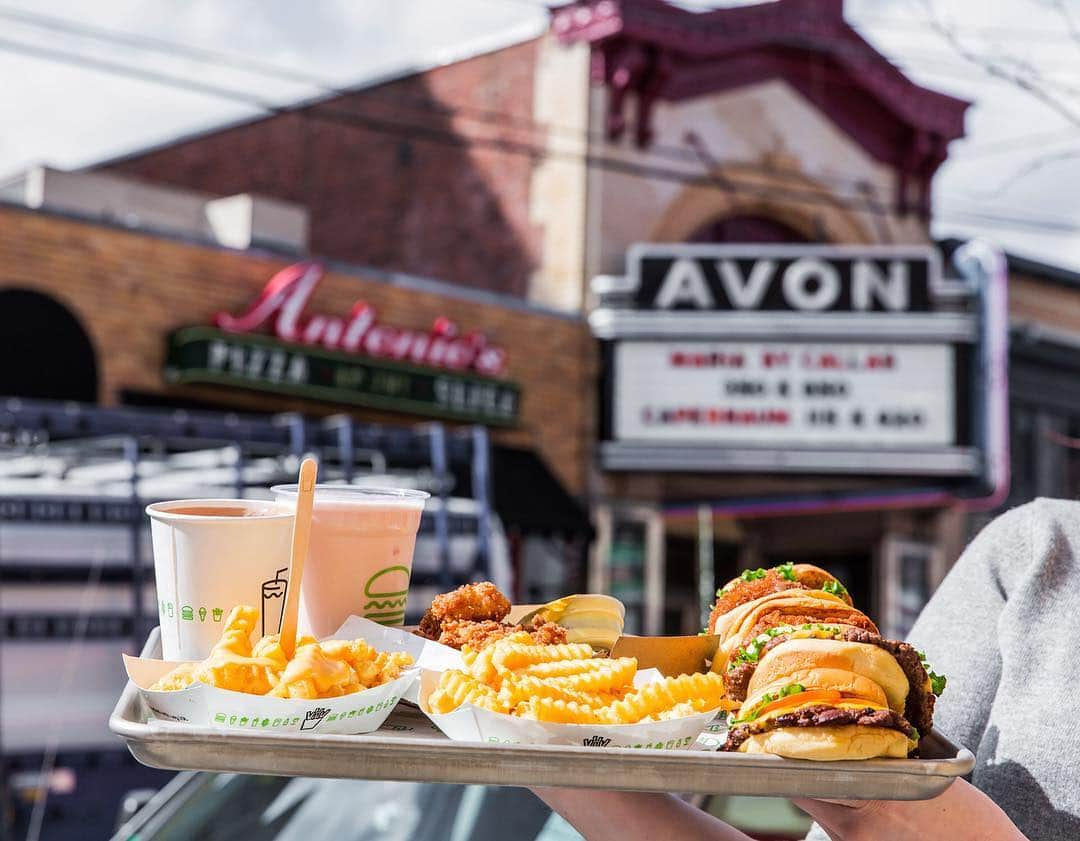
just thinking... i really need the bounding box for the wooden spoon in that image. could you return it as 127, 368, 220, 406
279, 457, 318, 659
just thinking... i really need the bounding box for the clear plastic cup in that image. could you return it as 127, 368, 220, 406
271, 485, 428, 635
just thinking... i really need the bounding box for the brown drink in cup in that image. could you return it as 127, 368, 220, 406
146, 499, 294, 660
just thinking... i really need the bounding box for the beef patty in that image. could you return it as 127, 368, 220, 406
722, 704, 917, 753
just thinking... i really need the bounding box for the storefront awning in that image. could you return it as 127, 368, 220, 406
489, 447, 593, 539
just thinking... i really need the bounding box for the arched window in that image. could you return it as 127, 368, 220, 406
686, 214, 810, 244
0, 288, 98, 402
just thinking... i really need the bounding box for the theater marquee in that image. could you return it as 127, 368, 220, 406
592, 245, 989, 476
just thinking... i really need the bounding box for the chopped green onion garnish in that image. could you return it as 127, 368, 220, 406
916, 651, 947, 696
740, 568, 767, 582
822, 579, 848, 597
776, 562, 797, 581
735, 683, 807, 723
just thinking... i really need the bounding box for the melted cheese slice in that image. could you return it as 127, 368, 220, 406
753, 695, 891, 725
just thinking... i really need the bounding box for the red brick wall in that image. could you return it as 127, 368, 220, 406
101, 40, 543, 299
0, 205, 592, 493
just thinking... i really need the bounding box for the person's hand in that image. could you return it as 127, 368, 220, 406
793, 779, 1028, 841
532, 788, 755, 841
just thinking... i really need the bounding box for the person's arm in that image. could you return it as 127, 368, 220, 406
803, 505, 1028, 841
535, 782, 1030, 841
902, 505, 1023, 753
540, 508, 1029, 841
531, 789, 753, 841
794, 778, 1027, 841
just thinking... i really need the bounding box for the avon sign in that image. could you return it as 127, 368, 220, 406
214, 262, 508, 377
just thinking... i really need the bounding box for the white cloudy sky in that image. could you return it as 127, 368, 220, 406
0, 0, 1079, 268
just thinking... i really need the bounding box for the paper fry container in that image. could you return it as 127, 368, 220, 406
123, 615, 430, 735
418, 668, 720, 749
124, 655, 416, 735
609, 634, 720, 677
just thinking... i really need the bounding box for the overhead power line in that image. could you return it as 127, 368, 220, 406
6, 0, 1080, 210
916, 0, 1080, 127
853, 12, 1080, 42
0, 15, 1076, 236
0, 33, 894, 218
955, 127, 1080, 160
5, 0, 1080, 177
939, 206, 1080, 234
0, 3, 902, 193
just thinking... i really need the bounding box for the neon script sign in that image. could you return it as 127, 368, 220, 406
214, 262, 509, 377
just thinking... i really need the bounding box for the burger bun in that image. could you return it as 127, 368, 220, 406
748, 638, 910, 713
738, 725, 911, 760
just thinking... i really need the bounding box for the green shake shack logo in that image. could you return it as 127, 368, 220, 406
363, 565, 410, 625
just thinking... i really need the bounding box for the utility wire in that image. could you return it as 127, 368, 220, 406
0, 14, 1076, 235
854, 13, 1080, 41
4, 3, 1078, 124
938, 206, 1080, 234
2, 32, 1075, 236
5, 0, 1079, 197
954, 127, 1080, 160
0, 3, 1036, 191
916, 0, 1080, 126
0, 4, 891, 193
23, 556, 105, 841
0, 33, 894, 216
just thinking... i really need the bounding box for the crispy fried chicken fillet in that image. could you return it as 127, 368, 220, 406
711, 589, 876, 645
708, 563, 853, 635
418, 581, 511, 639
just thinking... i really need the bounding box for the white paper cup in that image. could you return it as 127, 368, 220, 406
146, 499, 295, 660
270, 485, 428, 636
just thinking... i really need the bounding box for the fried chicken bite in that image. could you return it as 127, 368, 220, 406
418, 581, 511, 639
436, 617, 569, 650
526, 619, 569, 646
436, 619, 514, 649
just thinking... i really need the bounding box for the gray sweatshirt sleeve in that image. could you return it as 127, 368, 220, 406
804, 504, 1025, 841
903, 504, 1022, 752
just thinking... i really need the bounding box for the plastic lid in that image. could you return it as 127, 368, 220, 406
270, 484, 429, 506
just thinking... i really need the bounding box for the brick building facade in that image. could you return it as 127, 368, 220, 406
101, 40, 546, 299
7, 0, 1080, 642
0, 203, 593, 494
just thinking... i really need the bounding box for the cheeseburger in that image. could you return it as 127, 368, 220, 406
721, 623, 942, 735
708, 565, 947, 761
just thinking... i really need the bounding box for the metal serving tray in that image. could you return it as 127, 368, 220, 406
109, 628, 974, 801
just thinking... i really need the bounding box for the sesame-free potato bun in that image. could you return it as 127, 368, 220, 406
746, 639, 910, 715
736, 725, 912, 761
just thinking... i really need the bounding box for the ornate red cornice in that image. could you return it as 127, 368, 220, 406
550, 0, 970, 217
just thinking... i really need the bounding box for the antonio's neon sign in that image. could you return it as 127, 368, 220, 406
214, 262, 508, 377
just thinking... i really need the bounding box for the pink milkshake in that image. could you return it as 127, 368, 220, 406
271, 485, 428, 635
